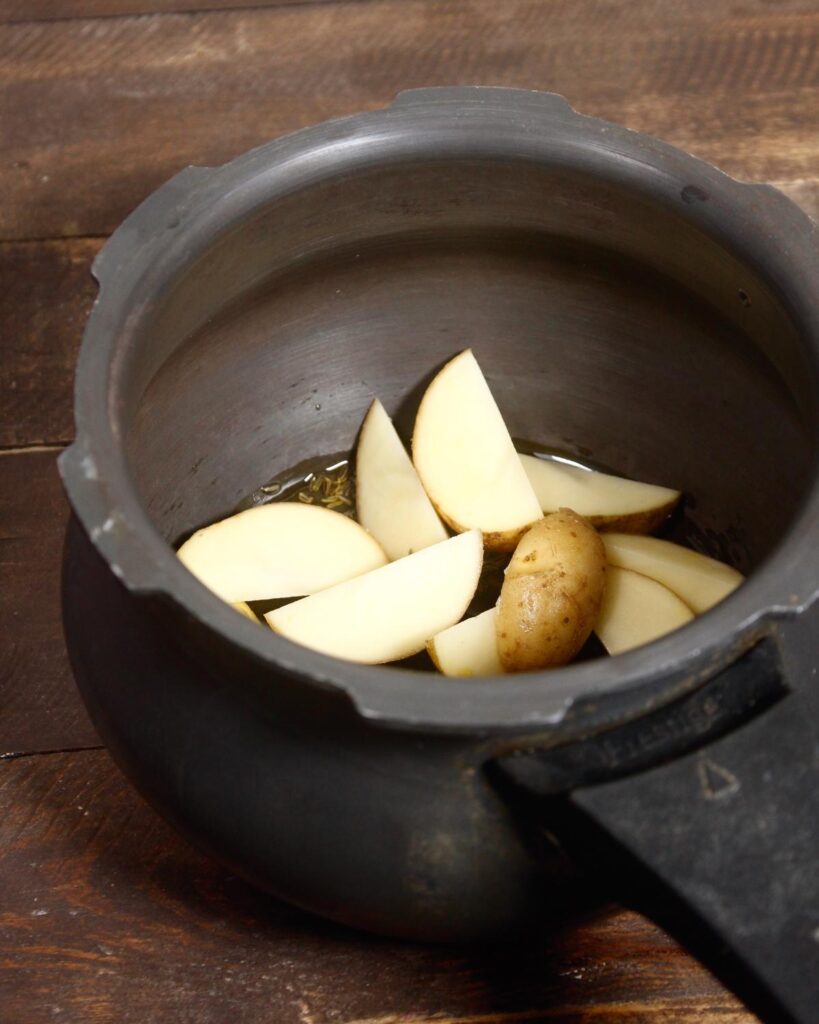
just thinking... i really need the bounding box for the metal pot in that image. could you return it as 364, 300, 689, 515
60, 89, 819, 1024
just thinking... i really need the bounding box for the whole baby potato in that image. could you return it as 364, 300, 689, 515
496, 508, 607, 672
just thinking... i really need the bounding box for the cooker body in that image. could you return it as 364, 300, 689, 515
61, 90, 819, 946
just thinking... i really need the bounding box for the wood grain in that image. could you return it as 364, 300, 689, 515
2, 0, 819, 239
3, 0, 811, 24
0, 449, 99, 755
0, 238, 101, 448
0, 0, 340, 23
0, 748, 753, 1024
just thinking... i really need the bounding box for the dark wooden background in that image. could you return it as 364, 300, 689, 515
1, 1, 817, 1020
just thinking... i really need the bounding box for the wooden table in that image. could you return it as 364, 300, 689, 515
1, 1, 817, 1020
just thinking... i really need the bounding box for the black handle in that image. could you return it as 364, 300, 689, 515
570, 688, 819, 1024
497, 631, 819, 1024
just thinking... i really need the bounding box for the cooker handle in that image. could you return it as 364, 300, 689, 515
568, 684, 818, 1024
497, 614, 819, 1024
499, 614, 819, 1024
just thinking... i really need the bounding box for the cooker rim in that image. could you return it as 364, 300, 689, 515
59, 87, 819, 735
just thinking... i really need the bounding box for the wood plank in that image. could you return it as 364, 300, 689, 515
0, 748, 752, 1023
1, 0, 818, 240
0, 0, 342, 23
0, 450, 99, 755
0, 238, 101, 448
1, 0, 814, 22
1, 0, 812, 22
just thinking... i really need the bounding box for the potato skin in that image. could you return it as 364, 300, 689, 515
432, 509, 539, 553
587, 495, 680, 535
496, 508, 607, 671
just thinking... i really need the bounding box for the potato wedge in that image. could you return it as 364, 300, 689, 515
496, 509, 606, 671
519, 454, 680, 533
356, 398, 448, 560
412, 349, 542, 550
427, 608, 503, 677
602, 533, 743, 613
177, 502, 387, 603
266, 531, 483, 664
596, 567, 694, 654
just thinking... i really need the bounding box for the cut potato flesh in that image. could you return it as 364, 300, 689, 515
602, 533, 743, 613
427, 608, 503, 677
596, 566, 694, 654
177, 503, 387, 603
519, 454, 680, 533
412, 350, 542, 551
266, 531, 483, 663
232, 601, 258, 622
356, 398, 448, 560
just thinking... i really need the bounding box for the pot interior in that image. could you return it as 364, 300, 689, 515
121, 157, 817, 589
